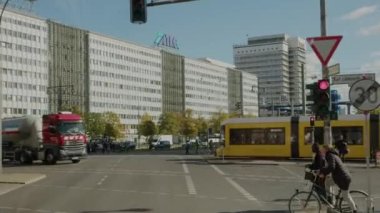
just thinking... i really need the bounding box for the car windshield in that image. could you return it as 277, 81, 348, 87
57, 122, 85, 134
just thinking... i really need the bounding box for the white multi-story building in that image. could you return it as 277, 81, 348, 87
1, 9, 49, 118
234, 34, 306, 111
88, 33, 162, 132
184, 58, 229, 118
241, 71, 259, 115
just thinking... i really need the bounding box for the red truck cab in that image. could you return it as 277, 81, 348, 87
42, 112, 87, 164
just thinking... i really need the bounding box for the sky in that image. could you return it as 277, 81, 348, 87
10, 0, 380, 103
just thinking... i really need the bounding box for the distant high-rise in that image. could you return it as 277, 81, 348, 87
233, 34, 306, 115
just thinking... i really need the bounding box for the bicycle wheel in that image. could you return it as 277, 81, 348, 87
339, 190, 372, 213
289, 191, 321, 213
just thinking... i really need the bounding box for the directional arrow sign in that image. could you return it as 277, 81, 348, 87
307, 35, 342, 66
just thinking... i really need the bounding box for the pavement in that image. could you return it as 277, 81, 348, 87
0, 153, 378, 213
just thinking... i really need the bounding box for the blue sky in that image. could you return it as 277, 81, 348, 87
25, 0, 380, 101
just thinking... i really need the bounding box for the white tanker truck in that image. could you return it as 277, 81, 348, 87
2, 112, 88, 164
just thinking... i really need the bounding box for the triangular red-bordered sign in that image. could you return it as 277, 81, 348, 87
306, 36, 342, 66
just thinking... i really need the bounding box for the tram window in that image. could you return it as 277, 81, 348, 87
304, 127, 363, 145
230, 128, 285, 145
304, 127, 324, 144
332, 127, 363, 145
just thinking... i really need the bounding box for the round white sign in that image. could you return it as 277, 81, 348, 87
349, 79, 380, 111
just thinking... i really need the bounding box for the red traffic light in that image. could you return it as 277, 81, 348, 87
310, 116, 315, 126
318, 79, 330, 91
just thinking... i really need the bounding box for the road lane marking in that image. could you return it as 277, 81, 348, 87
278, 166, 301, 178
225, 177, 259, 202
185, 175, 197, 195
182, 163, 189, 174
210, 164, 226, 175
96, 175, 108, 185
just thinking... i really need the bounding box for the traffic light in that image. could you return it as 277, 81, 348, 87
130, 0, 147, 24
306, 82, 318, 114
316, 79, 330, 119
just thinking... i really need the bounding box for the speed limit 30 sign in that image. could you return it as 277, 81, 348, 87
349, 79, 380, 111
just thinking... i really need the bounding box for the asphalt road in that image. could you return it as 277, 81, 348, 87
0, 153, 380, 213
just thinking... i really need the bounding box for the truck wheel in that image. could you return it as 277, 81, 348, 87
19, 151, 33, 165
45, 151, 57, 165
72, 159, 80, 163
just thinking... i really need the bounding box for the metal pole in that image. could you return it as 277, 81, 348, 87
320, 0, 331, 146
301, 63, 306, 115
271, 99, 274, 117
0, 0, 11, 174
365, 112, 372, 212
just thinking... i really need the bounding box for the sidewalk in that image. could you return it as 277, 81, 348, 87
0, 173, 46, 184
0, 173, 46, 196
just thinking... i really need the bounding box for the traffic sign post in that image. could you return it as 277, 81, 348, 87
349, 79, 380, 213
307, 35, 342, 147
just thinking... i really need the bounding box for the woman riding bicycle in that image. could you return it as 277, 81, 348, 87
319, 144, 357, 213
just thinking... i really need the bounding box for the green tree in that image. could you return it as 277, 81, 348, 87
103, 112, 125, 139
209, 110, 229, 134
84, 112, 106, 138
139, 113, 157, 142
195, 116, 208, 136
158, 112, 180, 135
180, 109, 197, 139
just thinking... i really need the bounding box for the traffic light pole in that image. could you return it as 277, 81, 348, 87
320, 0, 332, 146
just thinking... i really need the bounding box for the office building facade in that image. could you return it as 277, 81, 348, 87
1, 8, 259, 135
0, 9, 49, 117
234, 34, 306, 115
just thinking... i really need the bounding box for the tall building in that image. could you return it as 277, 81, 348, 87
0, 8, 259, 136
227, 68, 258, 116
233, 34, 306, 115
0, 9, 49, 117
47, 21, 89, 113
184, 58, 229, 117
88, 32, 162, 133
161, 50, 184, 114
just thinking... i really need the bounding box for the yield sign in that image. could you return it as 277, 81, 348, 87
306, 35, 342, 66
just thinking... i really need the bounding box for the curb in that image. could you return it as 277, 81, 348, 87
0, 174, 47, 184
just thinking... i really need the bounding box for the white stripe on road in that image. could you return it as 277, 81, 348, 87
182, 163, 189, 174
278, 166, 301, 178
97, 175, 108, 185
185, 175, 197, 195
210, 164, 226, 175
181, 160, 197, 195
225, 177, 258, 202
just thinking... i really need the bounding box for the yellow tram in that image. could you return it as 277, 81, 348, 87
216, 114, 380, 159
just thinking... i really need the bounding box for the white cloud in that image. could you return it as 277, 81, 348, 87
371, 51, 380, 58
360, 59, 380, 82
358, 23, 380, 36
341, 5, 377, 20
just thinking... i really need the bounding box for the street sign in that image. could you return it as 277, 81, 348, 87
328, 63, 340, 76
349, 79, 380, 111
331, 73, 376, 85
306, 35, 342, 66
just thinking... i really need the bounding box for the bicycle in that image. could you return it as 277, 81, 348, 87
288, 168, 374, 213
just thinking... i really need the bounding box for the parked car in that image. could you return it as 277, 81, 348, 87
121, 141, 136, 151
154, 141, 171, 150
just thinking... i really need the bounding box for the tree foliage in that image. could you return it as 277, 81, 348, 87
103, 112, 125, 139
195, 116, 208, 136
139, 113, 157, 138
179, 109, 198, 139
209, 110, 229, 134
158, 112, 180, 135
